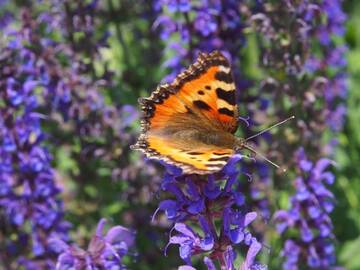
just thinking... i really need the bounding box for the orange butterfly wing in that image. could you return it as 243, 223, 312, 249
132, 51, 238, 174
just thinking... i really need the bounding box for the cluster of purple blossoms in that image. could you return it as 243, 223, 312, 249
0, 13, 70, 269
251, 0, 347, 268
0, 1, 13, 29
0, 3, 136, 269
154, 0, 244, 85
155, 156, 267, 269
274, 149, 337, 269
252, 0, 348, 152
301, 0, 348, 135
316, 0, 348, 134
54, 219, 135, 270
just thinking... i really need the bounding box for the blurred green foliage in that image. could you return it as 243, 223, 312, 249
332, 1, 360, 269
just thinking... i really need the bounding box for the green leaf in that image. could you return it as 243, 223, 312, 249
340, 236, 360, 270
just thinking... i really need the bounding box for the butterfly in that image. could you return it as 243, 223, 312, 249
131, 51, 291, 174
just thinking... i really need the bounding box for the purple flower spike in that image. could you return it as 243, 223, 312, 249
253, 0, 347, 266
157, 154, 265, 269
275, 150, 339, 268
0, 13, 71, 267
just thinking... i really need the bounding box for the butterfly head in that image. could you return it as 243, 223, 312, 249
234, 137, 246, 152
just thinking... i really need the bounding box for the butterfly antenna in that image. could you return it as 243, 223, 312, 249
243, 143, 286, 172
244, 116, 295, 142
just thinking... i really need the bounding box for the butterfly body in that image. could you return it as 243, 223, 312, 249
132, 51, 243, 175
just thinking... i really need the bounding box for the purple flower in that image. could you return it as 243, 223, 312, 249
204, 256, 217, 270
240, 240, 266, 270
194, 11, 217, 37
168, 222, 214, 264
55, 219, 135, 270
0, 1, 13, 29
178, 266, 197, 270
155, 0, 191, 13
156, 155, 266, 269
274, 149, 338, 269
326, 104, 347, 132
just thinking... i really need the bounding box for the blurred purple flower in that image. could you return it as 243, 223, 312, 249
194, 11, 217, 37
155, 0, 191, 13
274, 149, 337, 269
0, 20, 70, 267
252, 1, 347, 269
326, 104, 347, 132
154, 0, 244, 85
55, 219, 135, 270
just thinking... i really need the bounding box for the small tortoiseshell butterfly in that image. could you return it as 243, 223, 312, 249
132, 51, 292, 174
